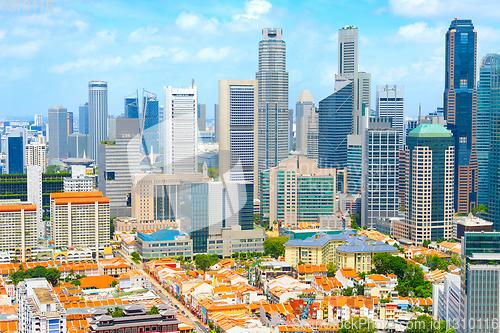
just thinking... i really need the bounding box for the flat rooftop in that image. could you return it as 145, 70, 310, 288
33, 288, 55, 305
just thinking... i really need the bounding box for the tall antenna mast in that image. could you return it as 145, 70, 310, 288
192, 79, 194, 88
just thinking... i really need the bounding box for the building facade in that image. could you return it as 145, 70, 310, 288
67, 133, 88, 158
48, 106, 68, 160
399, 124, 455, 244
444, 19, 478, 214
136, 229, 193, 260
6, 128, 25, 174
142, 92, 160, 159
376, 85, 404, 149
198, 103, 206, 132
79, 102, 89, 135
88, 81, 108, 164
164, 86, 198, 175
26, 139, 47, 173
256, 28, 289, 172
125, 95, 139, 119
295, 90, 317, 155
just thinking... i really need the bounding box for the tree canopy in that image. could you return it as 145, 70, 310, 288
405, 315, 445, 333
195, 254, 220, 271
337, 317, 377, 333
263, 236, 289, 259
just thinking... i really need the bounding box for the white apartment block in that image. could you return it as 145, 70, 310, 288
164, 86, 198, 175
26, 140, 47, 173
17, 278, 67, 333
50, 192, 110, 252
63, 177, 93, 192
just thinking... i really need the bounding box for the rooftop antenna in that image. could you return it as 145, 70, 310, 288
419, 103, 421, 123
192, 79, 194, 88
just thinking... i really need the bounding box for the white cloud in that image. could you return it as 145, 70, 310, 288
390, 22, 446, 44
0, 30, 5, 40
320, 64, 336, 88
50, 56, 122, 74
389, 0, 442, 17
476, 25, 500, 42
0, 41, 41, 58
379, 65, 411, 83
411, 56, 444, 81
96, 30, 116, 43
129, 26, 159, 43
8, 67, 31, 80
131, 46, 168, 64
11, 27, 42, 38
233, 0, 272, 19
175, 12, 218, 34
196, 47, 232, 62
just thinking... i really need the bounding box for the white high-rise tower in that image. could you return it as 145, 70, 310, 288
88, 81, 108, 164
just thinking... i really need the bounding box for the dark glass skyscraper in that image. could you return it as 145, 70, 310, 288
487, 55, 500, 228
444, 19, 477, 214
142, 93, 159, 158
317, 75, 353, 169
7, 136, 24, 174
125, 96, 139, 119
79, 102, 89, 135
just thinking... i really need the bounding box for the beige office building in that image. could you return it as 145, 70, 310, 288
218, 79, 258, 197
26, 139, 47, 173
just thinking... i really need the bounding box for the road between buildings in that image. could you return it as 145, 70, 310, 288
117, 250, 207, 333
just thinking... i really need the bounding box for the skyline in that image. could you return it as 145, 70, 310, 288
2, 0, 500, 119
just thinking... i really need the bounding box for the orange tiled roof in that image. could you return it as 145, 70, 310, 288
297, 264, 327, 274
79, 275, 117, 289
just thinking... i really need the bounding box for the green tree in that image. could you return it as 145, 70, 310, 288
71, 280, 81, 286
263, 236, 289, 259
350, 221, 360, 230
111, 307, 125, 318
45, 268, 61, 287
297, 261, 306, 266
111, 280, 118, 287
405, 315, 445, 333
326, 262, 337, 277
445, 327, 455, 333
131, 252, 141, 263
422, 239, 431, 247
337, 317, 376, 333
355, 283, 365, 296
110, 217, 116, 237
472, 204, 487, 216
147, 305, 159, 315
195, 254, 212, 272
341, 287, 354, 296
233, 252, 239, 259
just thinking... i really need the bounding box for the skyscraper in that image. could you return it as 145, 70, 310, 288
79, 102, 89, 134
34, 114, 43, 127
164, 86, 198, 175
68, 133, 88, 158
197, 103, 206, 132
48, 106, 68, 160
67, 112, 73, 135
357, 72, 371, 113
295, 90, 316, 155
444, 19, 477, 214
214, 103, 219, 143
27, 165, 43, 238
487, 54, 500, 228
376, 85, 404, 148
397, 124, 455, 244
256, 28, 289, 172
141, 92, 159, 158
218, 79, 258, 196
478, 54, 498, 207
317, 75, 353, 169
125, 94, 139, 119
88, 81, 108, 164
26, 137, 47, 173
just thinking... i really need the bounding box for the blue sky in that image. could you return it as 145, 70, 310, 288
1, 0, 500, 120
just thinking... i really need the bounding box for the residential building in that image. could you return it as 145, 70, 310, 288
198, 103, 206, 132
88, 81, 108, 164
396, 124, 454, 244
124, 95, 139, 119
79, 102, 89, 134
98, 118, 141, 217
460, 232, 500, 333
296, 264, 327, 283
477, 54, 497, 206
17, 278, 67, 333
444, 19, 478, 214
62, 157, 94, 193
50, 192, 110, 252
364, 117, 400, 229
318, 75, 353, 169
256, 28, 289, 172
218, 79, 258, 195
454, 214, 493, 241
6, 128, 26, 174
260, 156, 337, 228
255, 261, 294, 288
135, 229, 193, 260
164, 86, 198, 175
433, 274, 460, 331
97, 257, 131, 277
26, 138, 47, 173
48, 106, 68, 160
67, 133, 88, 158
376, 85, 404, 148
27, 165, 43, 238
0, 200, 38, 262
295, 90, 317, 155
118, 269, 145, 289
142, 92, 160, 158
486, 55, 500, 228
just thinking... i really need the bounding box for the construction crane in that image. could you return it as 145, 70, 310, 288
338, 185, 364, 230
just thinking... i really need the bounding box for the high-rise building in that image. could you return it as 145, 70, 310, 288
0, 200, 38, 262
141, 92, 160, 158
198, 103, 206, 132
260, 156, 337, 227
17, 278, 67, 333
34, 114, 43, 127
256, 28, 289, 172
163, 86, 198, 175
404, 118, 419, 145
376, 85, 404, 148
125, 95, 139, 119
477, 54, 497, 206
67, 112, 73, 135
107, 115, 116, 142
214, 103, 219, 143
318, 75, 353, 169
50, 192, 110, 252
88, 81, 108, 164
444, 19, 477, 214
295, 90, 316, 154
357, 72, 371, 113
396, 124, 454, 244
460, 232, 500, 333
6, 128, 26, 174
433, 274, 460, 331
26, 138, 47, 173
218, 80, 258, 195
27, 165, 43, 238
364, 117, 400, 229
67, 133, 88, 158
48, 106, 68, 160
99, 118, 141, 217
79, 102, 89, 134
488, 55, 500, 228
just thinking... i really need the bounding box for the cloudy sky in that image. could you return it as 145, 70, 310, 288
1, 0, 500, 120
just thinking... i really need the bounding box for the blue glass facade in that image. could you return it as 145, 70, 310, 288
8, 136, 24, 174
125, 96, 139, 119
78, 102, 89, 134
317, 79, 353, 169
142, 95, 159, 157
487, 55, 500, 229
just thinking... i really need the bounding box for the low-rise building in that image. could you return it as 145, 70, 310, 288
454, 214, 493, 242
119, 269, 145, 289
295, 264, 327, 282
121, 234, 136, 255
310, 275, 342, 296
255, 261, 293, 289
135, 229, 193, 260
336, 268, 362, 288
207, 226, 265, 257
17, 278, 67, 333
98, 258, 131, 277
113, 216, 179, 234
